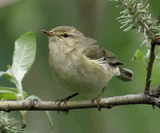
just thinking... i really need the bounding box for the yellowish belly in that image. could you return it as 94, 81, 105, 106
49, 54, 117, 94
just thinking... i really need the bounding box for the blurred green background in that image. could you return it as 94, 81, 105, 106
0, 0, 160, 133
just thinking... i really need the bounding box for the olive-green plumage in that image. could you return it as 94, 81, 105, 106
42, 26, 133, 94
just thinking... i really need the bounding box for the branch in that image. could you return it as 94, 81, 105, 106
144, 14, 160, 93
0, 93, 156, 112
144, 42, 156, 93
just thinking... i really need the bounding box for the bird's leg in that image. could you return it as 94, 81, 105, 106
92, 86, 106, 111
55, 93, 79, 113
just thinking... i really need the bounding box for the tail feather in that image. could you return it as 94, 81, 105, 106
116, 68, 133, 81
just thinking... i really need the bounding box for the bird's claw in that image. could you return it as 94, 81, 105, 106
92, 97, 102, 111
54, 93, 79, 114
55, 98, 68, 114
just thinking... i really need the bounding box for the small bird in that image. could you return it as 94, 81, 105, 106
42, 26, 133, 110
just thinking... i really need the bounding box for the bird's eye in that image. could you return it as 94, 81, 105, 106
63, 33, 69, 38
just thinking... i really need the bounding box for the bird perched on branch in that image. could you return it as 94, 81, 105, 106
42, 26, 133, 110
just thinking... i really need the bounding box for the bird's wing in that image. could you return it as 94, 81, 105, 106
83, 37, 125, 66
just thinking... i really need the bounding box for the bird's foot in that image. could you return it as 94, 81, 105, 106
91, 86, 106, 111
55, 93, 79, 113
92, 96, 102, 111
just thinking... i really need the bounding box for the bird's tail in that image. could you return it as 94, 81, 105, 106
116, 68, 133, 81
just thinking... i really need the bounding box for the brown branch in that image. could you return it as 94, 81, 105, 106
144, 42, 156, 93
144, 14, 160, 93
0, 93, 155, 112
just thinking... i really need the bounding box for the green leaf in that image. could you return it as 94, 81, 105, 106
142, 49, 150, 67
0, 90, 17, 100
132, 50, 144, 62
0, 86, 27, 100
10, 31, 36, 82
6, 67, 19, 86
5, 32, 36, 94
26, 95, 53, 130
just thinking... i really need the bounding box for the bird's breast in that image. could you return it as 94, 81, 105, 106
48, 47, 118, 94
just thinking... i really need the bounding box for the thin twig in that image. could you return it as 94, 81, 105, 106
144, 42, 156, 93
144, 13, 160, 93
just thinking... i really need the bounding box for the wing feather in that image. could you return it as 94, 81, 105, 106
83, 37, 125, 66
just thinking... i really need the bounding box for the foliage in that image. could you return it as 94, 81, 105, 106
0, 32, 36, 99
110, 0, 160, 67
0, 111, 25, 133
0, 32, 53, 132
110, 0, 160, 46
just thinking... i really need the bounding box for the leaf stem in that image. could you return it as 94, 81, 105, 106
17, 82, 24, 99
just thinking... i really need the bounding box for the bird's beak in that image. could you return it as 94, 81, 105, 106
41, 30, 54, 36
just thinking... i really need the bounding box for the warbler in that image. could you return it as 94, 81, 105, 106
42, 26, 133, 109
